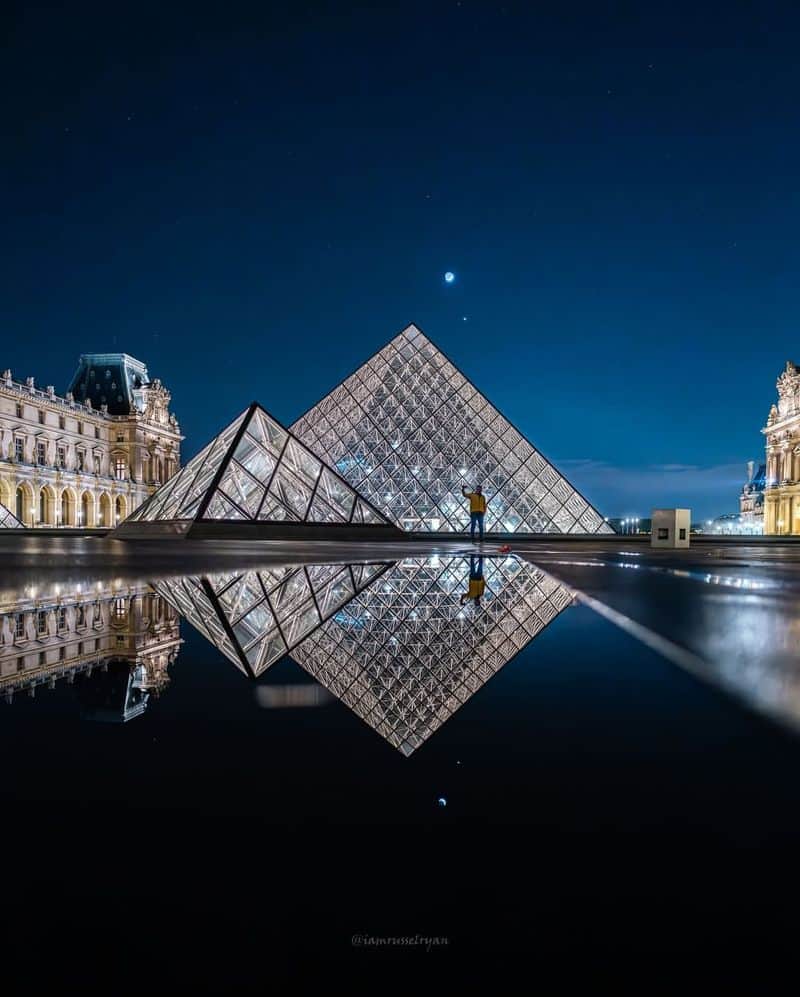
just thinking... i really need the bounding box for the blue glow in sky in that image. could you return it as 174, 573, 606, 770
3, 2, 798, 518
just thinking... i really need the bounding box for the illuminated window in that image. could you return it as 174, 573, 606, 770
115, 457, 127, 480
36, 441, 46, 465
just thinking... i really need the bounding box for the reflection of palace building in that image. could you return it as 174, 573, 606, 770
739, 461, 765, 533
0, 579, 182, 718
764, 361, 800, 535
0, 353, 181, 528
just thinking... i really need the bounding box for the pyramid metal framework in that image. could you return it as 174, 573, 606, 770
291, 324, 612, 534
117, 402, 394, 537
0, 502, 22, 528
153, 561, 390, 677
290, 555, 574, 754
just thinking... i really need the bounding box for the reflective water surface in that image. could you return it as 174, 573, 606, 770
4, 545, 800, 982
2, 554, 575, 752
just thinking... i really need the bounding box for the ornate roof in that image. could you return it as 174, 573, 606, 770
67, 353, 151, 416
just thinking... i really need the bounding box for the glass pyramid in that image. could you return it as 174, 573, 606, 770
0, 502, 22, 528
152, 561, 391, 677
118, 403, 393, 536
158, 554, 573, 754
291, 324, 612, 534
290, 555, 574, 754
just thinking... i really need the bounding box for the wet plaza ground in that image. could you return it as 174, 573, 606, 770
3, 535, 800, 987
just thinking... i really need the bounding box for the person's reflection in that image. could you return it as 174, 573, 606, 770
460, 555, 485, 607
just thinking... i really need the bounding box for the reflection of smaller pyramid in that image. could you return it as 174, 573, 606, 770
116, 402, 398, 539
153, 562, 391, 676
0, 502, 22, 528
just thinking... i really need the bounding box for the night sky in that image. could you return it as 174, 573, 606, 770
4, 2, 799, 519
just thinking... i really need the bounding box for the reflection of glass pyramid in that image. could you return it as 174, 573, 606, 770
117, 403, 395, 537
159, 554, 573, 754
153, 562, 390, 677
291, 324, 611, 534
0, 502, 22, 528
290, 556, 574, 754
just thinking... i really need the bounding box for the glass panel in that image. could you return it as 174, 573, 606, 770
248, 408, 288, 457
205, 491, 247, 520
267, 467, 312, 519
316, 468, 356, 518
216, 463, 265, 518
282, 438, 322, 487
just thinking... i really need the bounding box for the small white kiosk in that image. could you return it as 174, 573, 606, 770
651, 508, 691, 549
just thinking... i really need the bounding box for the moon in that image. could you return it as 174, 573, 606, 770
444, 271, 455, 284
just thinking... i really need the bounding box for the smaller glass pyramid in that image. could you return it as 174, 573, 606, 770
117, 402, 394, 536
0, 502, 22, 528
153, 561, 391, 676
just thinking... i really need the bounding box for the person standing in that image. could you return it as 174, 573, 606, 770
460, 554, 486, 606
461, 484, 487, 542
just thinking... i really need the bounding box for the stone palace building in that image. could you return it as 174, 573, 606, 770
764, 360, 800, 535
0, 576, 181, 715
0, 353, 181, 528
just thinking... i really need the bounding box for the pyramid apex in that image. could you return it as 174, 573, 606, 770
395, 322, 433, 346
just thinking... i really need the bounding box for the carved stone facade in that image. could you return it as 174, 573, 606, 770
763, 361, 800, 534
0, 579, 182, 716
0, 354, 181, 528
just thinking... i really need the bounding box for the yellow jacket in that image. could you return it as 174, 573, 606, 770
467, 578, 486, 599
466, 492, 486, 514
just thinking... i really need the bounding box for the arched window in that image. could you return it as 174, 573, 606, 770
15, 487, 24, 522
39, 490, 46, 524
